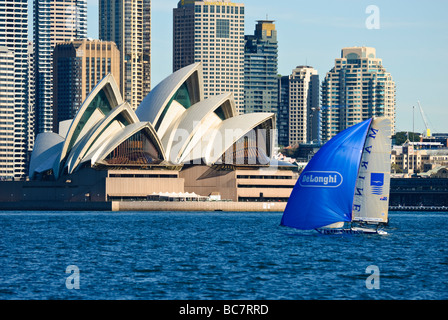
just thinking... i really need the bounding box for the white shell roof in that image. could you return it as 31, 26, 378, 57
135, 62, 203, 125
29, 132, 65, 179
178, 112, 275, 165
205, 112, 275, 165
54, 74, 123, 178
65, 102, 139, 174
29, 63, 278, 180
162, 93, 236, 163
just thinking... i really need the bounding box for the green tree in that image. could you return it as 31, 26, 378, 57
392, 132, 420, 145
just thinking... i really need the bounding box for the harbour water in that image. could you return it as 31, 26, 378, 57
0, 210, 446, 300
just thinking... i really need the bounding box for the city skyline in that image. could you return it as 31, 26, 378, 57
146, 0, 448, 135
26, 0, 448, 134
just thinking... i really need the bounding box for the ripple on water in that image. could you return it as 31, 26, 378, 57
0, 211, 447, 299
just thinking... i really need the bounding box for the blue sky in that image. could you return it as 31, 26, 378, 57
31, 0, 448, 134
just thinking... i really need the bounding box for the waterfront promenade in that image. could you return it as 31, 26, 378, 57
0, 201, 286, 212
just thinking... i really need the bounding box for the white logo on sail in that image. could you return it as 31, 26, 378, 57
299, 171, 343, 188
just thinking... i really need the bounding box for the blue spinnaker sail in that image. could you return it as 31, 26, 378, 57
281, 119, 372, 230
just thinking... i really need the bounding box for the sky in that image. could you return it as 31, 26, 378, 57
30, 0, 448, 134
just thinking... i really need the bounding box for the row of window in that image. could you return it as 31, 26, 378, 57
195, 4, 244, 15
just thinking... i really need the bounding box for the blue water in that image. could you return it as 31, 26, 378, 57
0, 211, 447, 300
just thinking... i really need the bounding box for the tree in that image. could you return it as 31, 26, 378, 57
392, 132, 420, 146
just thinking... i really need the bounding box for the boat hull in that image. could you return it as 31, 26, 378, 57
316, 227, 387, 235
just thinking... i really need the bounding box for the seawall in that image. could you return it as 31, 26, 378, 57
0, 201, 286, 212
2, 201, 446, 212
112, 201, 285, 212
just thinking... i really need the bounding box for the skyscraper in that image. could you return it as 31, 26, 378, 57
99, 0, 151, 108
0, 47, 15, 180
321, 46, 396, 142
173, 0, 245, 113
288, 66, 319, 145
244, 20, 278, 114
53, 39, 121, 130
0, 0, 28, 179
277, 75, 290, 147
33, 0, 87, 134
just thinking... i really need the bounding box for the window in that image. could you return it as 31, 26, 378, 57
216, 19, 230, 38
104, 131, 163, 165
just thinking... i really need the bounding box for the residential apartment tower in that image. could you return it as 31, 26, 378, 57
244, 20, 278, 114
99, 0, 151, 108
321, 46, 396, 142
288, 66, 319, 145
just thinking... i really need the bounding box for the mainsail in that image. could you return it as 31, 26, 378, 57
352, 117, 391, 224
281, 119, 372, 230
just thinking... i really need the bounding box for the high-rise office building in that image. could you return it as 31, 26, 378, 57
173, 0, 245, 113
0, 47, 15, 180
99, 0, 151, 108
33, 0, 87, 134
277, 75, 290, 147
244, 20, 278, 114
321, 46, 396, 142
53, 39, 121, 130
276, 67, 320, 148
0, 0, 28, 179
288, 66, 319, 145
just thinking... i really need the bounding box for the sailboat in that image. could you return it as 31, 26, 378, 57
281, 117, 391, 235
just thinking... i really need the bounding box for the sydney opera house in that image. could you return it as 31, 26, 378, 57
0, 63, 297, 207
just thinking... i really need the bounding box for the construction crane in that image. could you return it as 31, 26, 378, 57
417, 100, 431, 137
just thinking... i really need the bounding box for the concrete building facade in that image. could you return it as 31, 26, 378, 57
391, 142, 448, 175
173, 0, 245, 113
244, 20, 278, 114
53, 39, 121, 130
276, 66, 319, 147
321, 46, 396, 142
288, 66, 319, 145
0, 47, 15, 180
0, 0, 29, 179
